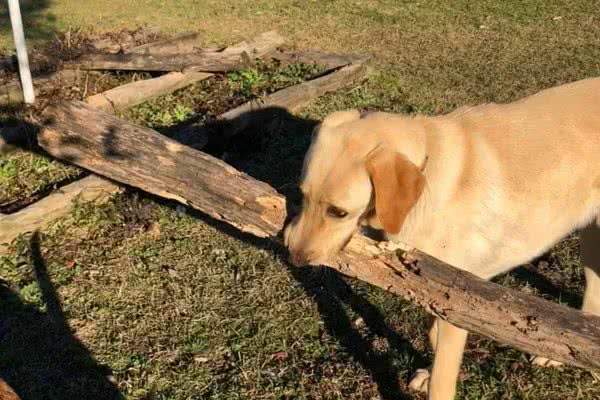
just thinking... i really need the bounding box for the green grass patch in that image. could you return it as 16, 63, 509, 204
0, 151, 81, 212
1, 0, 600, 399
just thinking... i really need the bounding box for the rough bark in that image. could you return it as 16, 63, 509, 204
70, 31, 285, 72
212, 31, 286, 58
267, 49, 363, 70
125, 32, 202, 55
2, 37, 218, 238
38, 101, 286, 238
89, 26, 161, 53
85, 71, 212, 112
83, 33, 288, 112
69, 52, 248, 72
337, 237, 600, 370
37, 99, 600, 370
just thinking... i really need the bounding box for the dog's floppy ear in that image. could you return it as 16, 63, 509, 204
366, 148, 425, 234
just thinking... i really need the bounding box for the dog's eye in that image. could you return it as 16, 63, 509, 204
327, 206, 348, 218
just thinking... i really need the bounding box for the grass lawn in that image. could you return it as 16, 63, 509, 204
1, 1, 600, 399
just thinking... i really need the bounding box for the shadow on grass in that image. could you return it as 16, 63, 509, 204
0, 231, 122, 400
508, 263, 582, 307
0, 0, 57, 52
167, 206, 424, 400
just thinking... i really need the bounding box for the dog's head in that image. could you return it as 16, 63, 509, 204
284, 110, 426, 266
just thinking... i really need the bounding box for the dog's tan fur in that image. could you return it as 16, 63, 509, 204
284, 77, 600, 400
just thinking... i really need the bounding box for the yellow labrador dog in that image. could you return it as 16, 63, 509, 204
284, 77, 600, 400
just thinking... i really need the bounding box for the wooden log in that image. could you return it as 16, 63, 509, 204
126, 32, 202, 55
267, 49, 360, 70
69, 51, 246, 72
0, 175, 121, 249
215, 31, 286, 57
90, 26, 161, 53
86, 71, 212, 112
174, 61, 368, 149
1, 71, 211, 244
337, 237, 600, 370
70, 31, 285, 72
221, 62, 367, 121
38, 101, 286, 237
0, 27, 162, 74
0, 27, 164, 76
37, 100, 600, 370
84, 33, 300, 115
1, 34, 230, 232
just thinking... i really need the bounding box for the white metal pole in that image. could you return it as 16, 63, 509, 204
7, 0, 35, 104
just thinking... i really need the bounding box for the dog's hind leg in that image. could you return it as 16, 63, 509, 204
533, 218, 600, 367
580, 219, 600, 317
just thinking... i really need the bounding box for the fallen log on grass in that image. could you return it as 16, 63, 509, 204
70, 51, 248, 72
85, 32, 207, 112
0, 32, 293, 244
39, 101, 286, 237
210, 31, 287, 59
85, 71, 213, 112
90, 26, 161, 53
70, 31, 285, 72
0, 27, 162, 74
221, 61, 367, 121
126, 32, 201, 55
0, 29, 193, 107
38, 100, 600, 370
83, 32, 287, 113
0, 175, 121, 248
173, 60, 368, 149
267, 49, 361, 70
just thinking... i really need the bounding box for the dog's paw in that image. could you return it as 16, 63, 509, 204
530, 356, 563, 368
408, 368, 431, 394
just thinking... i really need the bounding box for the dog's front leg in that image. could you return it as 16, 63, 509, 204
429, 320, 468, 400
410, 318, 468, 400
